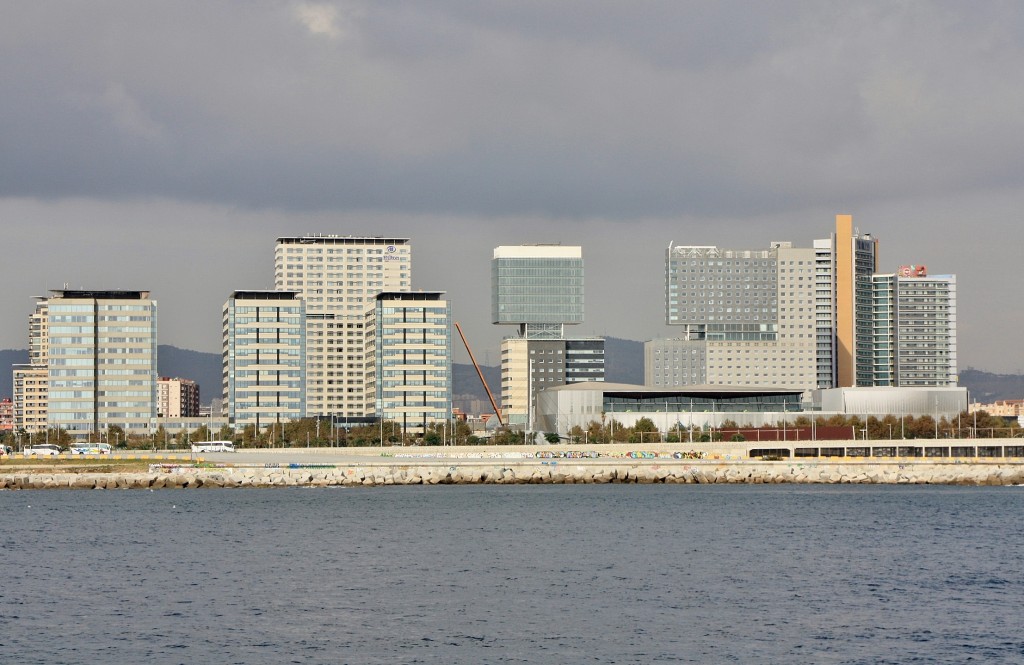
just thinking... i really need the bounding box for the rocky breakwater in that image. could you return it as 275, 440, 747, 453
3, 459, 1024, 489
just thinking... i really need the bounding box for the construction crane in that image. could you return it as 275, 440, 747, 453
454, 322, 504, 426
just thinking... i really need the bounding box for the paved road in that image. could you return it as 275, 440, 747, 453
136, 448, 525, 466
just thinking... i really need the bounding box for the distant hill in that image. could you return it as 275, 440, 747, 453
156, 346, 223, 402
959, 368, 1024, 404
0, 346, 222, 403
3, 343, 1022, 407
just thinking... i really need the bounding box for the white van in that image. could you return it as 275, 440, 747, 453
191, 441, 236, 453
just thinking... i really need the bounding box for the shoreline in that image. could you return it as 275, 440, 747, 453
4, 440, 1024, 489
4, 458, 1024, 489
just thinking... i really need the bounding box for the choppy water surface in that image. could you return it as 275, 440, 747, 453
2, 484, 1023, 664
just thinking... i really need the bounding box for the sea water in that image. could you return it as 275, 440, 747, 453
2, 484, 1022, 664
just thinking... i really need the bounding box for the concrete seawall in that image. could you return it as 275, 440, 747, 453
3, 459, 1024, 489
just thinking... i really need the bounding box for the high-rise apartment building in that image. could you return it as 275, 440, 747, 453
370, 291, 451, 434
492, 245, 602, 428
222, 290, 306, 430
13, 300, 49, 434
12, 366, 48, 434
157, 377, 201, 418
275, 235, 411, 419
41, 289, 157, 438
0, 398, 13, 432
872, 268, 957, 387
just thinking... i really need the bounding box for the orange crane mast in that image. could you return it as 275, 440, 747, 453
454, 322, 504, 426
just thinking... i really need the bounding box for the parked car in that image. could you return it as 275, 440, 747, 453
24, 444, 63, 456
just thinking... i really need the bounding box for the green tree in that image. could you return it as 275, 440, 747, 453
609, 419, 630, 443
586, 420, 608, 444
631, 417, 659, 444
453, 420, 473, 446
544, 432, 560, 444
491, 428, 525, 446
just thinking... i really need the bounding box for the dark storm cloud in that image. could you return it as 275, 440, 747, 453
4, 1, 1024, 219
2, 1, 1024, 373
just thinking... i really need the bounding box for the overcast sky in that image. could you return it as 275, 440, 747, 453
2, 1, 1023, 372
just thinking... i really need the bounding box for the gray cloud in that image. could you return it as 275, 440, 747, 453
1, 1, 1022, 374
4, 2, 1024, 217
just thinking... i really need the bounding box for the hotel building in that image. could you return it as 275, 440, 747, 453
656, 241, 818, 389
222, 290, 306, 431
274, 235, 411, 419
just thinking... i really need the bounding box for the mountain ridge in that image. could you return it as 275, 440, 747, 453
1, 342, 1020, 406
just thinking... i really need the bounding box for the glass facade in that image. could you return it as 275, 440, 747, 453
603, 392, 802, 413
814, 239, 836, 388
871, 275, 895, 386
853, 237, 878, 386
491, 249, 584, 326
44, 291, 157, 438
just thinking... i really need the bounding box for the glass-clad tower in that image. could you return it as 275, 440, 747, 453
372, 291, 451, 434
222, 290, 306, 431
491, 245, 583, 339
491, 245, 602, 428
45, 289, 157, 439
